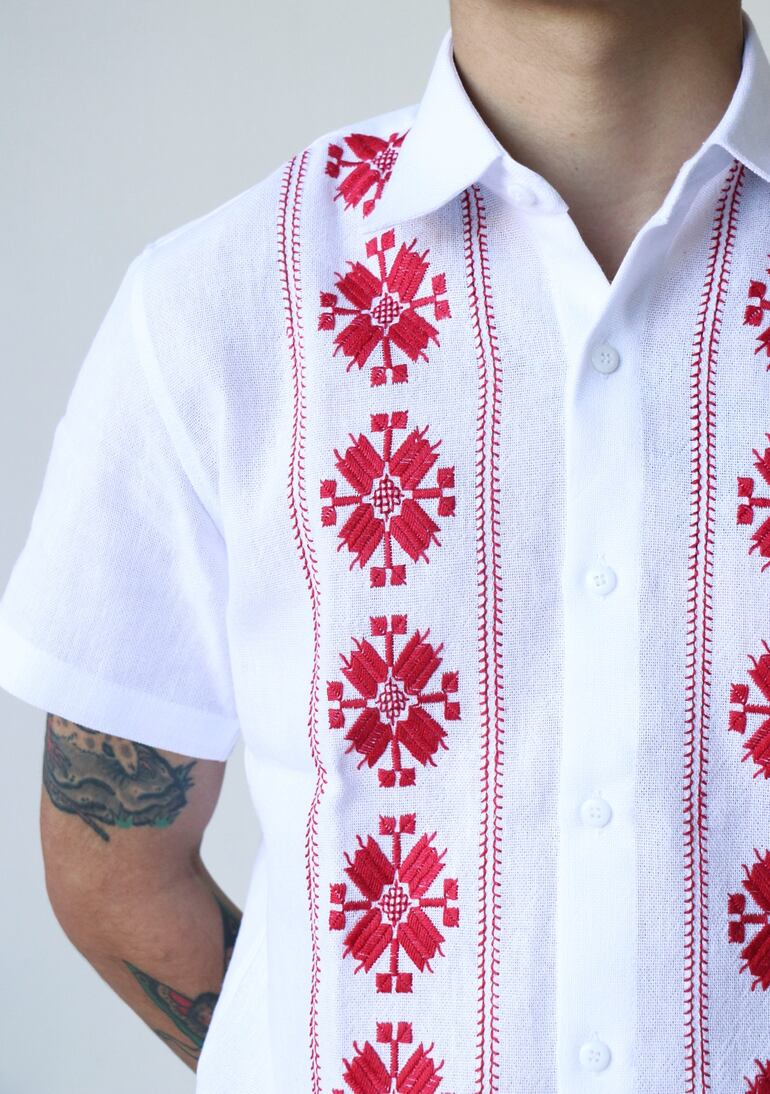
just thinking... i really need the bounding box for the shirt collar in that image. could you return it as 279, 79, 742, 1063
358, 8, 770, 238
716, 9, 770, 184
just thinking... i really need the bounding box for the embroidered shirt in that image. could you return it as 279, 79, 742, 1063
4, 10, 770, 1092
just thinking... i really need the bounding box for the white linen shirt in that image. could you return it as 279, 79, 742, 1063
4, 10, 770, 1093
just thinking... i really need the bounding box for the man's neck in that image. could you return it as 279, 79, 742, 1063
449, 0, 744, 283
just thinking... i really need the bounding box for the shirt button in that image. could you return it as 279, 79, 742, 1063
591, 342, 621, 374
585, 562, 617, 595
580, 796, 613, 827
507, 182, 538, 207
579, 1039, 612, 1072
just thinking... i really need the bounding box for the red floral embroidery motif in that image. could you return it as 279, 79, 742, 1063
728, 848, 770, 990
729, 641, 770, 779
326, 130, 409, 218
318, 228, 451, 385
327, 613, 459, 787
747, 1059, 770, 1094
329, 813, 459, 993
332, 1021, 444, 1094
737, 436, 770, 570
321, 411, 455, 587
745, 266, 770, 362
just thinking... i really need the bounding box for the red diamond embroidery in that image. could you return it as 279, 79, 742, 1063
737, 436, 770, 570
331, 1020, 444, 1094
728, 848, 770, 990
327, 613, 459, 787
745, 265, 770, 363
318, 228, 451, 385
729, 641, 770, 779
329, 813, 459, 994
747, 1059, 770, 1094
326, 130, 409, 218
320, 411, 455, 587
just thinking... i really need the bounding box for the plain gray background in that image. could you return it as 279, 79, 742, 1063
2, 3, 770, 1091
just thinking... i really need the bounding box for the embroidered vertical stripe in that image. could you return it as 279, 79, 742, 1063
462, 181, 507, 1093
683, 158, 745, 1094
278, 148, 326, 1094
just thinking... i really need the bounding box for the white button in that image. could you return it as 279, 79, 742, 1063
507, 182, 538, 206
591, 342, 621, 373
585, 562, 617, 595
580, 796, 613, 827
579, 1039, 612, 1071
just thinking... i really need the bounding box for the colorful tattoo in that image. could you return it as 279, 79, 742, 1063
43, 714, 196, 842
123, 957, 217, 1061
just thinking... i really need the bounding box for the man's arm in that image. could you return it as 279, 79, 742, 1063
40, 713, 242, 1071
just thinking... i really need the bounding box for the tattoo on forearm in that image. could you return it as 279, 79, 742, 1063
123, 958, 217, 1062
122, 891, 242, 1062
43, 714, 196, 842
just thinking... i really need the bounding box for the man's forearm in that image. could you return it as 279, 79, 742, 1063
54, 860, 242, 1071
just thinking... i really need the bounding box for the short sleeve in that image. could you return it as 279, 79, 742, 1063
0, 250, 241, 760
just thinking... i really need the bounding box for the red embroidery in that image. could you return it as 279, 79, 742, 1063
729, 642, 770, 779
737, 436, 770, 570
327, 613, 459, 787
331, 1020, 444, 1094
279, 148, 327, 1094
321, 411, 455, 586
326, 130, 409, 218
329, 813, 459, 993
744, 266, 770, 362
462, 179, 508, 1093
747, 1059, 770, 1093
728, 848, 770, 990
318, 228, 451, 385
684, 158, 745, 1091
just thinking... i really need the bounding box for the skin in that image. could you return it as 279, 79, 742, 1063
41, 714, 242, 1071
448, 0, 745, 283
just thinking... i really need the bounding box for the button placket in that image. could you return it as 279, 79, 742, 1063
509, 176, 673, 1092
555, 326, 641, 1091
521, 184, 682, 1092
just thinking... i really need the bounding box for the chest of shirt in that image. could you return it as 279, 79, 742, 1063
189, 147, 770, 1090
211, 153, 770, 779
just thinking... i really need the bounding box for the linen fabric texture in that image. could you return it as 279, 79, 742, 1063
4, 9, 770, 1093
